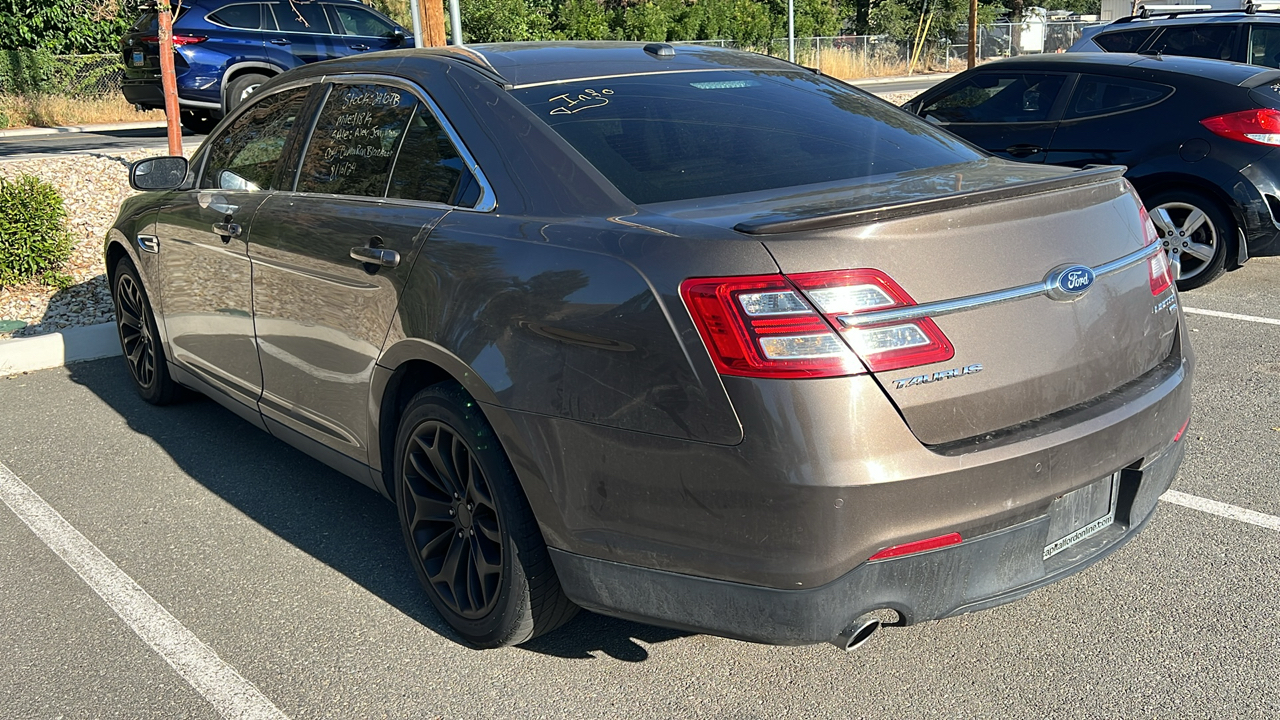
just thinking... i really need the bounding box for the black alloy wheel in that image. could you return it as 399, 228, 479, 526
112, 258, 181, 405
402, 419, 504, 619
394, 383, 577, 648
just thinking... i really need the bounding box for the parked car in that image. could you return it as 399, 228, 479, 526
111, 43, 1193, 650
120, 0, 411, 134
1070, 7, 1280, 68
903, 52, 1280, 289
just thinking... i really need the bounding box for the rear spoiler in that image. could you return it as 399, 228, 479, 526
733, 165, 1127, 236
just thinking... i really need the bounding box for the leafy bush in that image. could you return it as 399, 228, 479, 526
0, 174, 74, 288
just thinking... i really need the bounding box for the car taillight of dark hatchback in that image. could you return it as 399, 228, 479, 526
109, 42, 1194, 651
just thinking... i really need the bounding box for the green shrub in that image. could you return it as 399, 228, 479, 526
0, 174, 74, 288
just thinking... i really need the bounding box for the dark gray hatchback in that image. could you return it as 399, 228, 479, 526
110, 42, 1193, 650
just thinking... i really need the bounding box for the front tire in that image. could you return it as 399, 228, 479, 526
112, 258, 181, 405
394, 382, 577, 647
1145, 188, 1233, 291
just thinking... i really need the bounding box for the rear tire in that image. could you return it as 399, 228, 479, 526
394, 382, 577, 648
225, 73, 268, 114
1144, 188, 1233, 291
112, 258, 182, 406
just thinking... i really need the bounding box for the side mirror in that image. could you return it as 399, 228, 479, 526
130, 156, 188, 191
390, 27, 407, 45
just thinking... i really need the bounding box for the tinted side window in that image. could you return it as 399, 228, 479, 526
1249, 25, 1280, 67
387, 103, 474, 205
202, 86, 310, 191
271, 1, 330, 33
920, 73, 1067, 123
297, 83, 415, 197
1065, 75, 1171, 119
208, 3, 263, 29
1148, 24, 1240, 61
329, 5, 395, 36
1094, 28, 1155, 52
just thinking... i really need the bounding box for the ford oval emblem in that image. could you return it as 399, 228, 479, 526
1046, 265, 1095, 301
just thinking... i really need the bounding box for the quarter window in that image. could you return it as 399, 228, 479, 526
920, 73, 1067, 124
329, 4, 396, 37
201, 86, 310, 191
387, 102, 476, 206
1065, 75, 1171, 119
270, 1, 330, 33
1147, 24, 1240, 61
1249, 25, 1280, 68
297, 83, 416, 197
207, 3, 264, 30
1093, 29, 1155, 53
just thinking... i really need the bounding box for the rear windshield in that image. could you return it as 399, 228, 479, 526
129, 8, 190, 33
511, 70, 982, 204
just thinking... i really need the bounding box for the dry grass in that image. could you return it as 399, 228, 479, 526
808, 48, 970, 80
0, 94, 164, 129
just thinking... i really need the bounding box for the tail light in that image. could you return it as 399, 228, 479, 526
680, 269, 954, 379
869, 532, 962, 561
1201, 108, 1280, 146
141, 35, 208, 45
1139, 205, 1174, 295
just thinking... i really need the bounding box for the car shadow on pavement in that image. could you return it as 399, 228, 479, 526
68, 357, 689, 662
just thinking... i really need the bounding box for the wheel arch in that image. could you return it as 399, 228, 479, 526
219, 62, 283, 114
105, 227, 170, 347
1125, 170, 1245, 267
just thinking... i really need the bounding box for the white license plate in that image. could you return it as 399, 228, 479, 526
1043, 472, 1119, 560
131, 49, 144, 66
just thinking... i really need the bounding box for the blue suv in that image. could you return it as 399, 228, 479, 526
121, 0, 412, 133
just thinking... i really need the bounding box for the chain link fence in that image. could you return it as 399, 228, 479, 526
0, 52, 124, 98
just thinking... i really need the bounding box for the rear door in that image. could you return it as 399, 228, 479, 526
915, 70, 1071, 163
1044, 73, 1175, 168
249, 79, 477, 461
263, 0, 342, 66
203, 2, 269, 71
154, 84, 313, 408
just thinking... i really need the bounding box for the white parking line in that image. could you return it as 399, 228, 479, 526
1183, 307, 1280, 326
0, 460, 288, 720
1161, 490, 1280, 532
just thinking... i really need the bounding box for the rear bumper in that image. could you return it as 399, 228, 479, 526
122, 79, 221, 112
551, 437, 1184, 645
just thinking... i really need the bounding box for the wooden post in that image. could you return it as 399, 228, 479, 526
968, 0, 977, 68
423, 0, 447, 47
156, 0, 182, 156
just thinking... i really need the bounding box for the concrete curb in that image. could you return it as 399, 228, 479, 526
850, 72, 959, 86
0, 323, 121, 376
0, 121, 167, 139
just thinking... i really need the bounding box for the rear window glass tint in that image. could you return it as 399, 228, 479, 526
1066, 75, 1171, 118
208, 3, 263, 29
1094, 28, 1155, 52
512, 71, 981, 205
920, 73, 1067, 123
202, 86, 309, 191
1148, 24, 1240, 61
271, 1, 330, 33
387, 103, 474, 205
129, 8, 189, 32
297, 83, 415, 197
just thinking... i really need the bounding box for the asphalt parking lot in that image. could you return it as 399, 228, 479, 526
1, 259, 1277, 719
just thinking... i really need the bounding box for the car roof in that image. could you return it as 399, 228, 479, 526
423, 42, 801, 88
1103, 8, 1280, 28
972, 51, 1280, 85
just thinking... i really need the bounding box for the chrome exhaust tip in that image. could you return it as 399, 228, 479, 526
831, 615, 881, 652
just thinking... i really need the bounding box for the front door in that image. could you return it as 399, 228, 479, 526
155, 84, 313, 407
249, 81, 459, 461
915, 71, 1070, 163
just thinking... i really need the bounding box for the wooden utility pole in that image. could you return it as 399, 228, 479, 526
968, 0, 977, 68
156, 0, 182, 155
421, 0, 447, 47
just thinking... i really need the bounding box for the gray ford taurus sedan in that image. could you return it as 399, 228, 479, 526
109, 42, 1194, 650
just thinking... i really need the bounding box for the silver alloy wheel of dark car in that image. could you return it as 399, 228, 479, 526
1146, 189, 1232, 290
112, 258, 181, 405
402, 418, 504, 619
394, 383, 577, 647
226, 73, 268, 113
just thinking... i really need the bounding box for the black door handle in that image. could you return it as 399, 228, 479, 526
1006, 144, 1043, 158
350, 246, 399, 268
269, 38, 291, 45
350, 44, 369, 51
